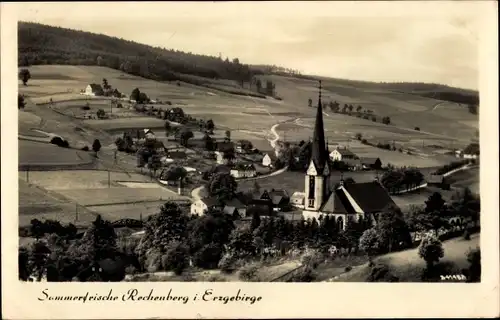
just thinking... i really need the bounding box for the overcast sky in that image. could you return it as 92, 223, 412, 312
15, 2, 482, 90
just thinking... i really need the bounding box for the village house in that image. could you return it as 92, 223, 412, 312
190, 197, 219, 216
262, 152, 278, 167
360, 157, 382, 170
427, 174, 450, 190
301, 82, 399, 230
329, 147, 358, 162
256, 189, 290, 212
84, 83, 104, 96
343, 158, 363, 171
230, 163, 257, 179
462, 143, 479, 159
222, 198, 247, 218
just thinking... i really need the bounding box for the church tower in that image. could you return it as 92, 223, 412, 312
304, 80, 330, 211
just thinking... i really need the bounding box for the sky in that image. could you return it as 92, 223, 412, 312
13, 1, 483, 90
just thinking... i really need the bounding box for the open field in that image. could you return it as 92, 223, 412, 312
19, 140, 93, 167
18, 170, 189, 225
333, 234, 479, 282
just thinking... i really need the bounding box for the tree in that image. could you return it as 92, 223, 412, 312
356, 105, 362, 113
308, 98, 313, 108
376, 207, 412, 252
136, 202, 188, 259
424, 192, 449, 236
466, 248, 481, 282
130, 88, 141, 102
18, 94, 26, 109
161, 241, 189, 275
250, 211, 261, 231
164, 121, 171, 137
355, 133, 362, 141
19, 68, 31, 86
80, 215, 118, 262
92, 139, 102, 157
96, 109, 106, 119
207, 173, 237, 203
138, 92, 149, 104
180, 129, 194, 147
102, 78, 110, 90
382, 116, 391, 125
222, 148, 236, 164
225, 130, 231, 142
206, 119, 215, 133
348, 105, 354, 113
467, 103, 478, 115
359, 228, 381, 264
418, 235, 444, 270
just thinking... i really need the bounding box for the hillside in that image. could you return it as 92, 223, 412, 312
19, 22, 478, 106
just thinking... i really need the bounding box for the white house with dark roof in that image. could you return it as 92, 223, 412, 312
262, 152, 278, 167
329, 147, 358, 161
301, 81, 399, 230
462, 143, 479, 159
85, 83, 104, 96
190, 197, 218, 216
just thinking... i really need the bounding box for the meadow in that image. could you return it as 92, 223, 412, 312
333, 234, 479, 282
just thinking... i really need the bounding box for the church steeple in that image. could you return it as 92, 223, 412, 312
310, 80, 329, 174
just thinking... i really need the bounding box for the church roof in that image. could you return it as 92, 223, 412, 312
310, 81, 329, 173
320, 181, 397, 214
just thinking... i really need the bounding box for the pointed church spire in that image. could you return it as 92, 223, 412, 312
310, 80, 329, 173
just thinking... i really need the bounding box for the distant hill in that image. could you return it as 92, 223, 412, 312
19, 21, 478, 105
18, 22, 258, 85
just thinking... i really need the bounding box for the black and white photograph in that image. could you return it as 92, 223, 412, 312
2, 1, 499, 319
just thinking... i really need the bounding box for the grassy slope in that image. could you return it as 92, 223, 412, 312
333, 234, 479, 282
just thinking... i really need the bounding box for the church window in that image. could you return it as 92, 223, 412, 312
337, 216, 344, 230
308, 176, 315, 199
308, 199, 315, 207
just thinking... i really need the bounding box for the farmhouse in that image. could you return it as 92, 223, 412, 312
230, 163, 257, 179
462, 143, 479, 159
262, 152, 278, 167
84, 83, 104, 96
190, 197, 218, 216
343, 158, 362, 171
329, 147, 357, 161
222, 198, 247, 217
258, 189, 290, 212
301, 82, 398, 230
360, 157, 382, 170
427, 174, 450, 190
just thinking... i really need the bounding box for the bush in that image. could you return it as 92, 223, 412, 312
414, 127, 420, 131
117, 103, 123, 108
463, 229, 471, 240
218, 253, 236, 273
193, 244, 223, 269
288, 267, 316, 282
50, 136, 69, 148
81, 105, 90, 110
239, 265, 259, 282
162, 242, 189, 275
145, 248, 163, 273
81, 146, 89, 151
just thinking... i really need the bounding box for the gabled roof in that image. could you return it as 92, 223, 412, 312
263, 152, 278, 161
332, 148, 357, 157
343, 158, 362, 166
463, 143, 479, 155
199, 197, 218, 207
88, 83, 103, 91
320, 190, 352, 213
224, 198, 245, 209
342, 181, 396, 212
232, 163, 256, 171
268, 189, 290, 205
360, 157, 380, 165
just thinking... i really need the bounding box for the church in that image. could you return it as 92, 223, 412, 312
301, 81, 399, 230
